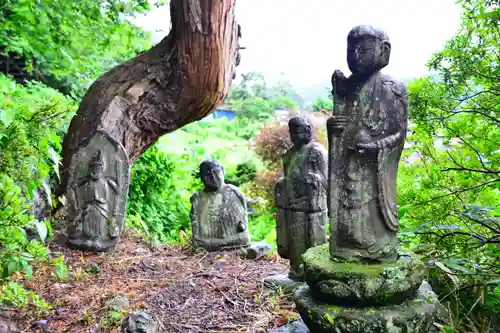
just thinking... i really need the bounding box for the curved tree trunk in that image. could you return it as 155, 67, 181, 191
59, 0, 240, 194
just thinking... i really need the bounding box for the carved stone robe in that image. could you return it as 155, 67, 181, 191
331, 71, 408, 262
190, 184, 250, 251
70, 176, 118, 240
276, 141, 328, 279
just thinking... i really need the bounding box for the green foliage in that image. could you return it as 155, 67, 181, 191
312, 96, 333, 113
127, 145, 200, 243
397, 0, 499, 330
0, 0, 153, 97
0, 74, 72, 311
0, 282, 51, 312
224, 71, 301, 139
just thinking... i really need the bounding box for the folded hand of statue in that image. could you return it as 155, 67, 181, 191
331, 69, 347, 97
327, 115, 348, 132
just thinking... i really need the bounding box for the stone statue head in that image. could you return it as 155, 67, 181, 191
289, 116, 312, 147
89, 150, 104, 180
200, 160, 225, 191
346, 25, 391, 77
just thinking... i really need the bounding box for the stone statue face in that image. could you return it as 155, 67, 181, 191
289, 123, 312, 147
347, 34, 390, 77
89, 164, 104, 180
202, 165, 224, 191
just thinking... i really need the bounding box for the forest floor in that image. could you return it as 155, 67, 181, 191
3, 233, 299, 332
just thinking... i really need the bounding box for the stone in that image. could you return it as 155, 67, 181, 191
268, 319, 310, 333
121, 311, 158, 333
105, 294, 130, 311
240, 242, 271, 259
295, 281, 439, 333
264, 273, 305, 294
190, 160, 250, 251
327, 25, 408, 263
275, 116, 328, 280
302, 244, 425, 306
133, 247, 151, 256
66, 131, 130, 252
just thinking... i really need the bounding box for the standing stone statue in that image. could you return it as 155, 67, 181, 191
327, 25, 408, 263
290, 26, 439, 333
190, 160, 251, 251
66, 131, 129, 252
275, 116, 328, 280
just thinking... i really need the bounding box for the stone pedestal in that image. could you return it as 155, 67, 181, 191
294, 245, 440, 333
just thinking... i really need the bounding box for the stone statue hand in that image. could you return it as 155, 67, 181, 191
108, 216, 119, 238
356, 141, 377, 150
327, 115, 348, 132
331, 70, 347, 97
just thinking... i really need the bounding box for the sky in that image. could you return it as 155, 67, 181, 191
134, 0, 462, 92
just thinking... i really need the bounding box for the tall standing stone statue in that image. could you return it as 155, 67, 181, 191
327, 25, 408, 263
274, 116, 328, 280
190, 160, 251, 251
66, 131, 129, 252
292, 26, 440, 333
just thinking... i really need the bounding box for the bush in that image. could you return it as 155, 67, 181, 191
254, 123, 291, 170
126, 145, 201, 243
0, 74, 72, 309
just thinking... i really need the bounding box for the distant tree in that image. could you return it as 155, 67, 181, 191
312, 96, 333, 114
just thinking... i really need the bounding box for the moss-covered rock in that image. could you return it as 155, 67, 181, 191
302, 245, 425, 306
295, 281, 439, 333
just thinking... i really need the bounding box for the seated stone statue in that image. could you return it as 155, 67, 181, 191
190, 160, 251, 251
275, 116, 328, 280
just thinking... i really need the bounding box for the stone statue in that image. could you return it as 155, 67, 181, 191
190, 160, 250, 251
327, 24, 408, 263
275, 116, 328, 280
291, 26, 439, 333
66, 131, 129, 252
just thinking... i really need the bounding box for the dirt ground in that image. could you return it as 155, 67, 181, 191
3, 234, 299, 332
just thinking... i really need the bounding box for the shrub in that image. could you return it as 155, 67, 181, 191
126, 145, 201, 242
254, 123, 291, 170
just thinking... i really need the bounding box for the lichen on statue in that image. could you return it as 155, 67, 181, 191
275, 116, 328, 280
190, 160, 250, 251
328, 25, 409, 263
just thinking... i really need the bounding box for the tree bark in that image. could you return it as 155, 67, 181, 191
59, 0, 240, 194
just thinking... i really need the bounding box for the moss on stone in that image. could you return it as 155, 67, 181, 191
302, 245, 426, 306
294, 282, 439, 333
303, 244, 412, 277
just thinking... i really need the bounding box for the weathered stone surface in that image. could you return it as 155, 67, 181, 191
105, 294, 130, 311
328, 25, 408, 263
264, 273, 305, 294
240, 242, 271, 259
121, 311, 158, 333
66, 131, 130, 252
275, 116, 328, 280
302, 245, 424, 306
190, 160, 250, 251
295, 281, 439, 333
268, 319, 310, 333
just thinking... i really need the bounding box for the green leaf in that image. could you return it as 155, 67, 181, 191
0, 107, 17, 127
